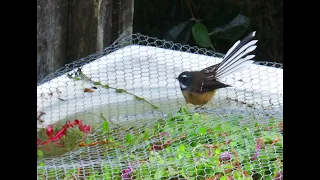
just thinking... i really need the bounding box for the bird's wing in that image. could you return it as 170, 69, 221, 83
187, 72, 230, 94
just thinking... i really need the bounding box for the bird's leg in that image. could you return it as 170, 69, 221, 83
194, 104, 206, 111
185, 103, 192, 111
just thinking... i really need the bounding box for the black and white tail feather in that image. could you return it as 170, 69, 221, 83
201, 31, 258, 80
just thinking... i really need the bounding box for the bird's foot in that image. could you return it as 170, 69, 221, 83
194, 105, 207, 112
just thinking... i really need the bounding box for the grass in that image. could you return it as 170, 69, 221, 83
37, 107, 283, 180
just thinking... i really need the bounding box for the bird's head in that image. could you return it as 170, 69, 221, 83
176, 71, 194, 90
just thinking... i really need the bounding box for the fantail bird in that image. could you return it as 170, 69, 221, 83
176, 31, 258, 109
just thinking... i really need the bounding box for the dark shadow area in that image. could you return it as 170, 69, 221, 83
133, 0, 283, 63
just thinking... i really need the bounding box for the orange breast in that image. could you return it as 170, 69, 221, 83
181, 90, 217, 105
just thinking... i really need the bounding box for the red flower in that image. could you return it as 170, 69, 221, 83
38, 120, 91, 147
82, 124, 91, 134
46, 125, 54, 138
73, 120, 81, 125
37, 138, 41, 145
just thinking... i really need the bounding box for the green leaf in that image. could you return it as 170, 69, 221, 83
230, 141, 237, 147
101, 84, 110, 89
125, 134, 133, 144
116, 88, 126, 93
233, 170, 242, 178
137, 165, 152, 179
192, 113, 201, 120
134, 95, 144, 100
149, 155, 156, 163
185, 152, 192, 158
244, 163, 254, 171
190, 141, 198, 147
209, 156, 220, 163
210, 14, 251, 40
215, 148, 222, 155
93, 81, 101, 86
152, 105, 159, 110
183, 166, 196, 177
204, 168, 214, 176
178, 144, 186, 152
177, 145, 187, 159
99, 113, 106, 121
215, 166, 224, 173
103, 166, 112, 179
37, 150, 43, 156
65, 169, 76, 177
129, 154, 137, 159
157, 157, 165, 164
156, 123, 161, 131
177, 152, 184, 159
220, 176, 227, 180
102, 121, 109, 133
215, 125, 222, 132
223, 164, 233, 169
268, 118, 276, 127
143, 128, 149, 140
167, 166, 179, 176
166, 146, 173, 154
178, 107, 189, 115
154, 168, 166, 179
192, 23, 212, 48
198, 127, 207, 136
108, 136, 114, 142
163, 20, 195, 44
39, 162, 45, 167
167, 157, 176, 165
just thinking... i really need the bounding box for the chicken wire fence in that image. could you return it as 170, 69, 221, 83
37, 33, 283, 180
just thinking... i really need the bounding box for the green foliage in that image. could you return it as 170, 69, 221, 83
66, 68, 160, 111
192, 23, 212, 48
38, 107, 283, 179
37, 150, 43, 157
102, 121, 109, 133
210, 14, 251, 40
134, 0, 251, 51
133, 0, 283, 62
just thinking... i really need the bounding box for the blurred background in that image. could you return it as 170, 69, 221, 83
37, 0, 283, 82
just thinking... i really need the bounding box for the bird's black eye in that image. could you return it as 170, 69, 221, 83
180, 75, 189, 83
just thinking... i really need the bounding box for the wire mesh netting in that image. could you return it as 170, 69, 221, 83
37, 33, 283, 180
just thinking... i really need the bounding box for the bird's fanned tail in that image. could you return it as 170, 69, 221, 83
202, 31, 258, 80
